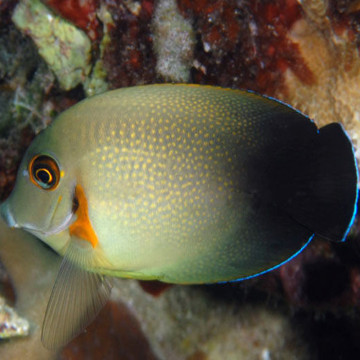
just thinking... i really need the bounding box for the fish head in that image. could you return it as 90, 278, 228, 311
0, 134, 76, 254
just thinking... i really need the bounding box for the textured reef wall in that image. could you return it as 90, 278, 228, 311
1, 0, 360, 359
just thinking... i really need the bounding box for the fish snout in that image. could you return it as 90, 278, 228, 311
0, 201, 19, 228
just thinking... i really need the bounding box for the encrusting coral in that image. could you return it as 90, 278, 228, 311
152, 0, 195, 82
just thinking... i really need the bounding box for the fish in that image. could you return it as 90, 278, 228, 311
0, 84, 358, 349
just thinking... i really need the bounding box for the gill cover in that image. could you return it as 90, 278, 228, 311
42, 184, 112, 349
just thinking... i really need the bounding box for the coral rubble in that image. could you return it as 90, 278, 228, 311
0, 296, 29, 339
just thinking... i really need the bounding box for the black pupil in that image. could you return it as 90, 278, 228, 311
37, 168, 51, 184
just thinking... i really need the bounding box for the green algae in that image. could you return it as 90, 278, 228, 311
12, 0, 91, 91
83, 3, 113, 97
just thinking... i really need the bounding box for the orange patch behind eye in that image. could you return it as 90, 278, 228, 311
69, 184, 98, 248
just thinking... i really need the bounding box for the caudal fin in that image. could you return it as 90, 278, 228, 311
289, 123, 358, 242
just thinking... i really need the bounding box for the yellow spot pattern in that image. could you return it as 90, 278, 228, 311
82, 86, 264, 241
58, 84, 298, 282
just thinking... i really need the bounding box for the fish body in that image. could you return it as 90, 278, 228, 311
1, 84, 358, 348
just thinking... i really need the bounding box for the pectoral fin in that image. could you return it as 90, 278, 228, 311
41, 241, 112, 350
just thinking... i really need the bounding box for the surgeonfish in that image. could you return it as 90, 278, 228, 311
0, 84, 358, 349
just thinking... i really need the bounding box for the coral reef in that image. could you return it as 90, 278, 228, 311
108, 280, 310, 360
152, 0, 195, 82
44, 0, 101, 41
175, 0, 360, 162
101, 0, 157, 88
0, 296, 29, 339
283, 0, 360, 160
1, 0, 360, 359
177, 0, 313, 94
12, 0, 92, 91
0, 22, 55, 199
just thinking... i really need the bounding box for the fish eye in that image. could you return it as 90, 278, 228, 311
29, 155, 60, 190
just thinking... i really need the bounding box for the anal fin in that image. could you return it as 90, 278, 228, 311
41, 240, 112, 350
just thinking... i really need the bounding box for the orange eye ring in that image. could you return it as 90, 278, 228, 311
29, 155, 60, 190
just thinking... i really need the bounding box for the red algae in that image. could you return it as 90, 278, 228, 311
44, 0, 101, 41
1, 1, 360, 358
178, 0, 240, 53
249, 0, 315, 89
187, 350, 208, 360
138, 280, 172, 297
102, 0, 157, 88
61, 301, 158, 360
177, 0, 315, 96
0, 127, 34, 201
328, 0, 360, 48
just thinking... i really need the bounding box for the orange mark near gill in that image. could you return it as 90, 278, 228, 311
69, 184, 98, 248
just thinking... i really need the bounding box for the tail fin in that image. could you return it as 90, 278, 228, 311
289, 123, 358, 242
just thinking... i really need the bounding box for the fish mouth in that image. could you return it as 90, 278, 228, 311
0, 199, 75, 237
23, 211, 75, 237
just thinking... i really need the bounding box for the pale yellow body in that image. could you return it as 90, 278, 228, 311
5, 85, 318, 283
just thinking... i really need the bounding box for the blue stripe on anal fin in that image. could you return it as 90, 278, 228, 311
225, 234, 314, 283
185, 191, 317, 285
